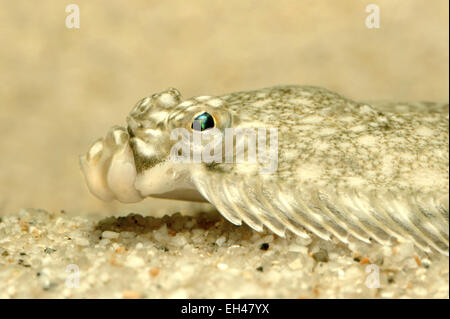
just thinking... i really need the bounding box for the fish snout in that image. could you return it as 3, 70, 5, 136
80, 126, 143, 203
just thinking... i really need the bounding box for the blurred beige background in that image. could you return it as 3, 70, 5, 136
0, 0, 448, 216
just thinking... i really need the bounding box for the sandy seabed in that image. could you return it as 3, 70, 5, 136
0, 208, 447, 298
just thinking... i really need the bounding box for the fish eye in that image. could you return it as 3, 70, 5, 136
191, 112, 215, 131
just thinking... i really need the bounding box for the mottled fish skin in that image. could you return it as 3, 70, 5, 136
80, 86, 449, 255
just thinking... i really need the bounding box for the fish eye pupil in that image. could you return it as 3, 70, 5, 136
192, 112, 215, 131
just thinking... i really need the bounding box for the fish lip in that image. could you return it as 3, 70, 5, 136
148, 189, 208, 202
79, 142, 115, 202
80, 126, 144, 203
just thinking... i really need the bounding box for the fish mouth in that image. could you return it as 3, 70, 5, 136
148, 189, 208, 202
79, 125, 143, 203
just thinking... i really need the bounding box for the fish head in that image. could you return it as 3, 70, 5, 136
80, 88, 232, 203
